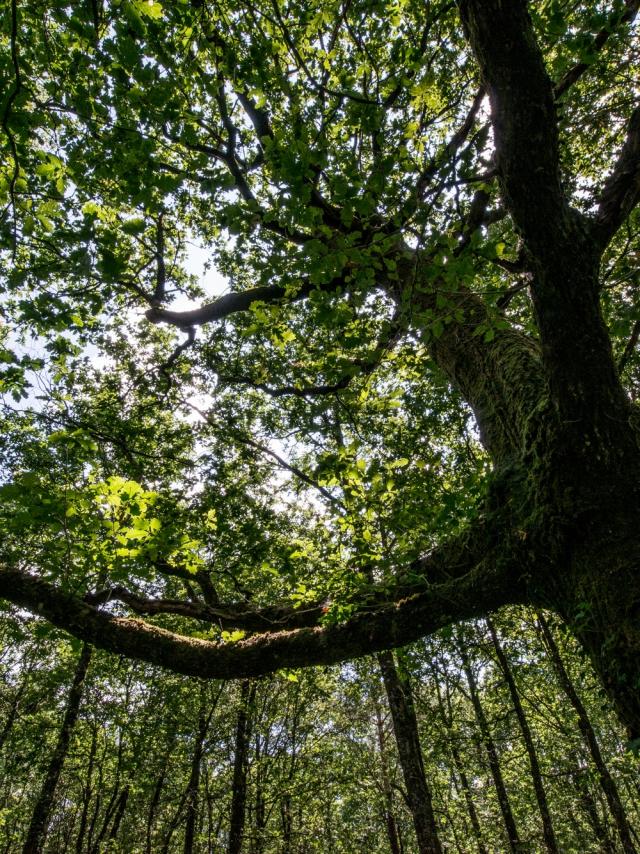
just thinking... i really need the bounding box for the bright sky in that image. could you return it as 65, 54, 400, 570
173, 239, 229, 311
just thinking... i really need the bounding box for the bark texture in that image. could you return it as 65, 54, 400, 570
378, 651, 443, 854
486, 619, 558, 853
23, 644, 92, 854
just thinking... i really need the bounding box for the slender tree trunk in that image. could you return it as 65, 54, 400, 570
91, 778, 121, 852
253, 735, 267, 854
373, 699, 402, 854
75, 721, 98, 854
432, 664, 488, 854
280, 795, 293, 853
107, 784, 129, 844
23, 643, 92, 854
378, 651, 443, 854
90, 722, 127, 854
537, 613, 638, 854
0, 675, 28, 752
486, 618, 559, 853
228, 680, 257, 854
459, 643, 522, 854
146, 744, 173, 854
449, 739, 487, 854
573, 768, 616, 854
84, 791, 101, 854
184, 692, 214, 854
84, 706, 110, 853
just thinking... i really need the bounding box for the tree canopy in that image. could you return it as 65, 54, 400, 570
1, 0, 640, 743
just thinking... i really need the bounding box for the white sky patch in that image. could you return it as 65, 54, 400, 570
172, 239, 229, 311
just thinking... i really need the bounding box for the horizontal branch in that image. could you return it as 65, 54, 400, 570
84, 585, 327, 631
145, 274, 348, 329
0, 518, 532, 678
0, 565, 524, 680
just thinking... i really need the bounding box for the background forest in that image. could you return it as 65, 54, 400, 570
1, 612, 639, 852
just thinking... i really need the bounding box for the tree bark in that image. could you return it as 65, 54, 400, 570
537, 613, 638, 854
228, 680, 256, 854
373, 697, 402, 854
458, 0, 640, 748
458, 643, 521, 854
23, 643, 92, 854
378, 651, 443, 854
184, 690, 215, 854
1, 0, 640, 758
486, 618, 559, 853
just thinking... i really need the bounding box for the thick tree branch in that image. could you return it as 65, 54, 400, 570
0, 536, 528, 679
457, 0, 566, 258
145, 274, 348, 329
593, 105, 640, 250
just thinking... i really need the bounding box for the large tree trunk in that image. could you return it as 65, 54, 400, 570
486, 619, 559, 853
23, 643, 92, 854
457, 0, 640, 747
2, 0, 640, 766
537, 613, 638, 854
378, 651, 443, 854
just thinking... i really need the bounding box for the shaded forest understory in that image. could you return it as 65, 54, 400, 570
2, 609, 639, 854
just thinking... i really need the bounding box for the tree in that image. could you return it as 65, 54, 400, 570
23, 643, 92, 854
378, 650, 443, 853
1, 0, 640, 742
0, 616, 638, 849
